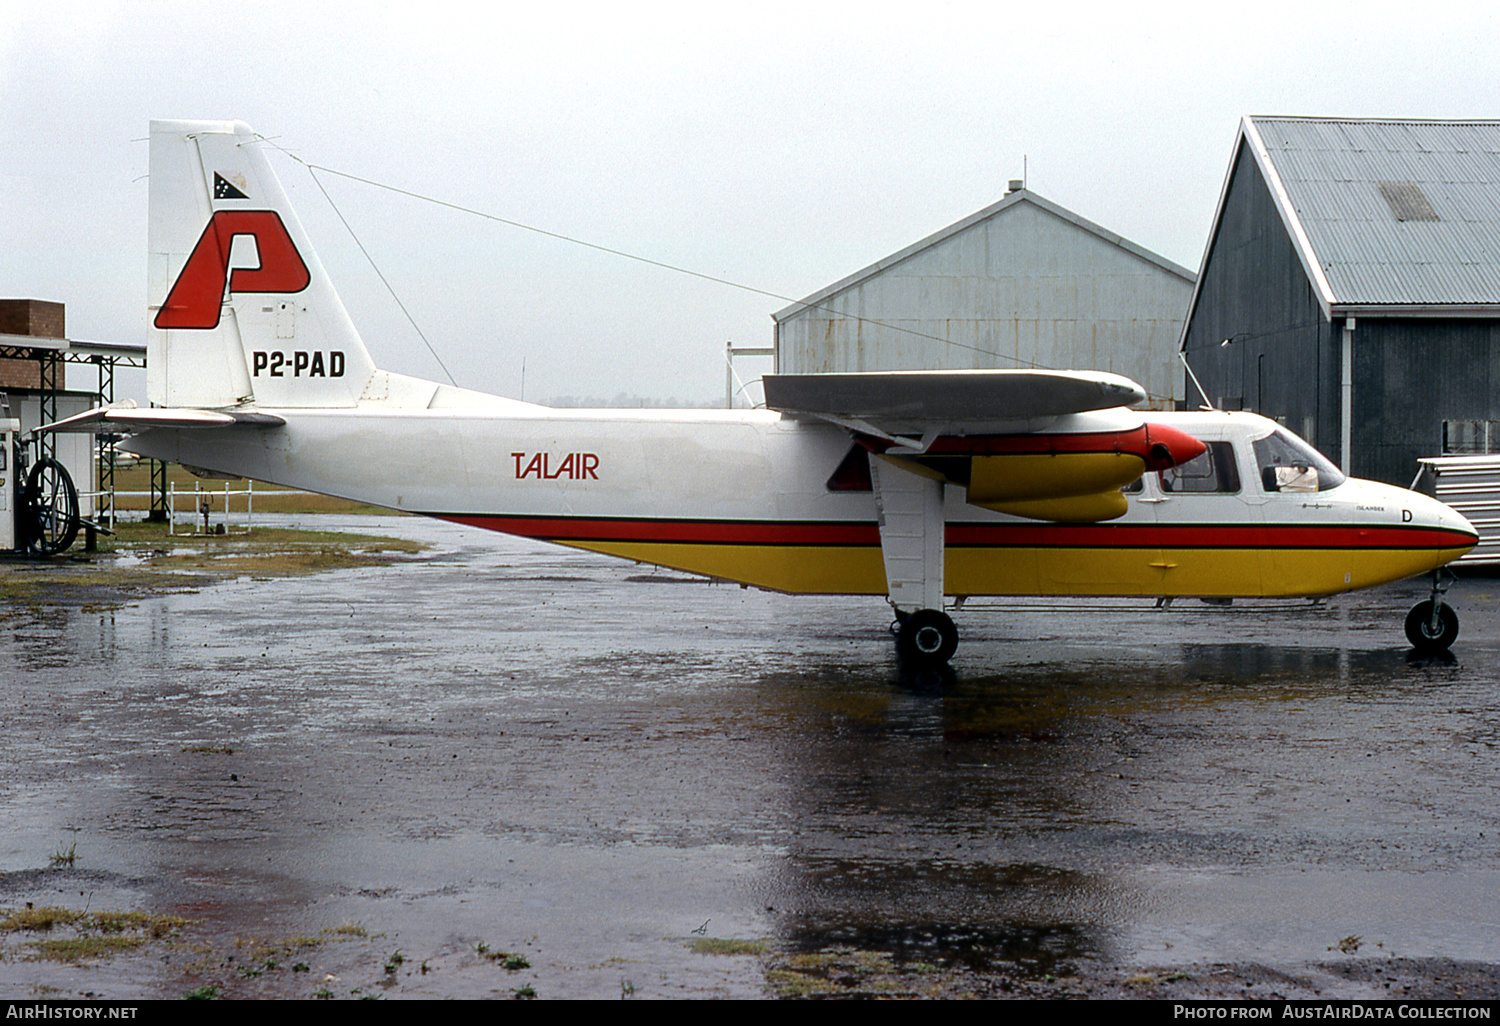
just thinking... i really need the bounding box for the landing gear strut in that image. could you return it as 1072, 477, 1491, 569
1405, 569, 1459, 652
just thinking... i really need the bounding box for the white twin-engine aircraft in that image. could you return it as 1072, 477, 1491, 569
52, 120, 1479, 667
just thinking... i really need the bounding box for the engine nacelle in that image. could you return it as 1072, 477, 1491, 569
883, 422, 1206, 523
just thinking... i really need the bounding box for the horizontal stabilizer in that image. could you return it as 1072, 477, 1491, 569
38, 405, 286, 434
763, 369, 1146, 423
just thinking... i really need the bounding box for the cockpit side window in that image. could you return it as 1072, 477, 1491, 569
1253, 428, 1346, 493
1160, 441, 1240, 494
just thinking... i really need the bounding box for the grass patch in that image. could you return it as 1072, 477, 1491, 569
106, 522, 428, 575
107, 464, 401, 517
0, 904, 189, 959
107, 520, 421, 549
92, 911, 188, 937
0, 522, 429, 610
0, 569, 209, 608
233, 933, 328, 967
687, 937, 769, 956
1, 907, 86, 932
33, 936, 144, 961
1, 904, 189, 963
475, 944, 531, 970
765, 947, 943, 999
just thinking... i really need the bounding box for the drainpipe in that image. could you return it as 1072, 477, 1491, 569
1340, 317, 1355, 474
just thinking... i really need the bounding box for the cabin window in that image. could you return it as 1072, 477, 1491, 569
1160, 441, 1240, 494
1253, 428, 1345, 492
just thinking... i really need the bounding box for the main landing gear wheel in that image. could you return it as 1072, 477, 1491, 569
1405, 599, 1459, 653
24, 456, 80, 557
896, 608, 959, 666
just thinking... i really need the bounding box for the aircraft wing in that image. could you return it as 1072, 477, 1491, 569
37, 406, 286, 434
762, 369, 1146, 423
763, 369, 1202, 527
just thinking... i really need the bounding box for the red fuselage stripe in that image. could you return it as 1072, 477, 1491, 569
944, 523, 1471, 549
439, 514, 878, 545
435, 514, 1474, 551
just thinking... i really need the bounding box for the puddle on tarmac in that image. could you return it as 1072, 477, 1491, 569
1, 516, 1500, 998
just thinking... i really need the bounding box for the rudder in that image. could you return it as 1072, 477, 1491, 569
147, 120, 376, 409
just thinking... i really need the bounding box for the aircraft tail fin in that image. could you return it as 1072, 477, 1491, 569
147, 120, 377, 409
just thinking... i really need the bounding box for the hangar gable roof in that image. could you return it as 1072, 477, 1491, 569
1227, 117, 1500, 316
773, 189, 1195, 323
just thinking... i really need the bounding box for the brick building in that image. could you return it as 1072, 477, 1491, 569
0, 299, 66, 389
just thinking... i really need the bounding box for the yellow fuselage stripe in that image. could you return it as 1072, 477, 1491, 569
562, 540, 1470, 598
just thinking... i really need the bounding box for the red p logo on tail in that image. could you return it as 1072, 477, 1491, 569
155, 211, 310, 329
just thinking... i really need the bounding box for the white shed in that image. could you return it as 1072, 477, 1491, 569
773, 188, 1194, 409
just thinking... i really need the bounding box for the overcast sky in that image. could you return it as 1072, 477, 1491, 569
5, 2, 1500, 405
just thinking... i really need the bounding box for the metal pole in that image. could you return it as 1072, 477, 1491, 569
36, 350, 57, 465
148, 460, 168, 522
1179, 351, 1215, 410
1341, 318, 1355, 474
93, 354, 118, 529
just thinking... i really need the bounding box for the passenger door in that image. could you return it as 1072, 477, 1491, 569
1147, 440, 1264, 597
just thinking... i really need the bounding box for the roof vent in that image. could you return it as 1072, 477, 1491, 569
1006, 179, 1024, 195
1377, 181, 1439, 222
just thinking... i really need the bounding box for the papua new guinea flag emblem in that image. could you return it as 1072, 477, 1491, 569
214, 172, 249, 200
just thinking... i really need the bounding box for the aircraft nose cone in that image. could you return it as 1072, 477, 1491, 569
1366, 480, 1479, 554
1399, 483, 1479, 542
1142, 423, 1208, 471
1444, 503, 1480, 545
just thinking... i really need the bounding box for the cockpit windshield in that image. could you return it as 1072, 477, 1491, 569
1252, 427, 1346, 493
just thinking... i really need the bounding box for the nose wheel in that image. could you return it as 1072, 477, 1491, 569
1406, 569, 1459, 652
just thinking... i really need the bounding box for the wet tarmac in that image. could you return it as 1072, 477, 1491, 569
3, 515, 1500, 999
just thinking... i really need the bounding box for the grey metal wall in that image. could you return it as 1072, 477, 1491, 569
1183, 142, 1342, 464
1353, 318, 1500, 486
777, 201, 1193, 409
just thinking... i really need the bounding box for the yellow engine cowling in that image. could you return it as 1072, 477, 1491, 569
966, 451, 1144, 522
879, 451, 1139, 522
872, 422, 1205, 524
973, 489, 1130, 522
967, 451, 1147, 503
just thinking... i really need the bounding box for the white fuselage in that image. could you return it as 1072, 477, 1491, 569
124, 406, 1476, 600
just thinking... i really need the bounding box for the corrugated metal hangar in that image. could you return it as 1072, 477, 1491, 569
773, 187, 1196, 410
1181, 117, 1500, 485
